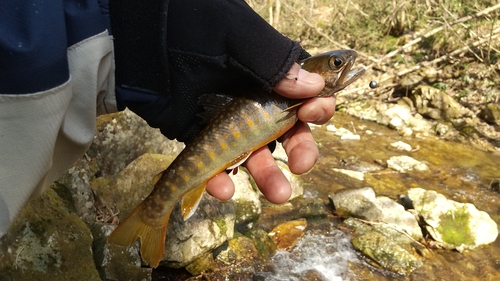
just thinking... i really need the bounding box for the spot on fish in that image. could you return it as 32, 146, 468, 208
221, 143, 228, 150
197, 162, 204, 169
233, 131, 240, 138
247, 120, 254, 127
183, 175, 190, 182
209, 152, 215, 158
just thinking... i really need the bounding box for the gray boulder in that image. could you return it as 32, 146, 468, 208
330, 187, 423, 240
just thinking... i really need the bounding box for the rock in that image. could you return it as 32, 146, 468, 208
55, 110, 183, 226
478, 103, 500, 125
230, 169, 261, 232
93, 153, 176, 226
435, 122, 452, 136
56, 158, 99, 226
345, 218, 423, 276
91, 223, 152, 281
345, 99, 434, 136
163, 192, 235, 268
0, 187, 101, 281
390, 141, 412, 151
276, 160, 304, 200
92, 109, 184, 176
332, 168, 365, 181
255, 197, 330, 233
184, 251, 216, 276
297, 198, 329, 219
214, 235, 272, 279
268, 218, 308, 251
490, 179, 500, 193
329, 187, 423, 240
327, 125, 360, 140
408, 187, 498, 252
271, 142, 288, 163
410, 85, 472, 121
387, 155, 430, 172
384, 104, 434, 135
245, 228, 277, 260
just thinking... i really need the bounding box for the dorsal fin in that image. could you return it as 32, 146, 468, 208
197, 94, 234, 123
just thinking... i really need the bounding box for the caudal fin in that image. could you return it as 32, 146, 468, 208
108, 205, 171, 268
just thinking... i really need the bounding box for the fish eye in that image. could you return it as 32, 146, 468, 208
329, 56, 344, 69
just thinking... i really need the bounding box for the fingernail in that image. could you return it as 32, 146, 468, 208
298, 68, 321, 84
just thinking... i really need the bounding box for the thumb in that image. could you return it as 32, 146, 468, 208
272, 63, 325, 99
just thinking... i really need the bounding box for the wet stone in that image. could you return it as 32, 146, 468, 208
408, 187, 498, 252
230, 169, 261, 232
184, 251, 215, 276
210, 236, 273, 280
162, 193, 235, 268
387, 155, 430, 172
91, 223, 151, 281
268, 218, 308, 251
245, 228, 277, 260
330, 187, 423, 240
345, 218, 423, 276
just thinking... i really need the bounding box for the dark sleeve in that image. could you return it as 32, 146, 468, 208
0, 0, 107, 94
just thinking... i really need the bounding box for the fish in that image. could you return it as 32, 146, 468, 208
108, 49, 366, 268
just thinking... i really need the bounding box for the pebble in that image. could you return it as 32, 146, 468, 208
390, 141, 412, 151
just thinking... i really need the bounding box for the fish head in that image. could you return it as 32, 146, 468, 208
299, 50, 366, 97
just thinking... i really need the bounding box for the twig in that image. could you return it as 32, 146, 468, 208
440, 3, 484, 62
380, 3, 500, 62
396, 27, 500, 77
280, 0, 379, 64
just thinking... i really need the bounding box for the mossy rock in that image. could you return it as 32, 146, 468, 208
0, 187, 100, 281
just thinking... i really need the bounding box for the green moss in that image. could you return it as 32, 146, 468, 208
244, 228, 276, 259
0, 188, 101, 281
436, 206, 475, 246
214, 217, 228, 235
234, 200, 260, 223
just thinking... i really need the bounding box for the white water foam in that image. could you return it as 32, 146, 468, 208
257, 229, 362, 281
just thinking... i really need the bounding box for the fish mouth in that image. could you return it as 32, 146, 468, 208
342, 67, 366, 88
326, 64, 365, 94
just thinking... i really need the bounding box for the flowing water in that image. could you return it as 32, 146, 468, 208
266, 112, 500, 280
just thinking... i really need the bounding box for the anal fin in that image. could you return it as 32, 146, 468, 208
181, 184, 206, 221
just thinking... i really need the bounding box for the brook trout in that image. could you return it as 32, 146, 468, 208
108, 50, 365, 267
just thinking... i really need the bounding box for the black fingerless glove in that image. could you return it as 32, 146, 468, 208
110, 0, 310, 143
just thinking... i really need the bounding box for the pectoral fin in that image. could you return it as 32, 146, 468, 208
181, 183, 206, 221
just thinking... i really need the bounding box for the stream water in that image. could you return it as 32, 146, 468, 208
266, 112, 500, 280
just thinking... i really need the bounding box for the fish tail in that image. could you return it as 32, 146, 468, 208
108, 204, 171, 268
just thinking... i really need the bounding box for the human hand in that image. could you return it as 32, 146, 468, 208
206, 63, 333, 203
